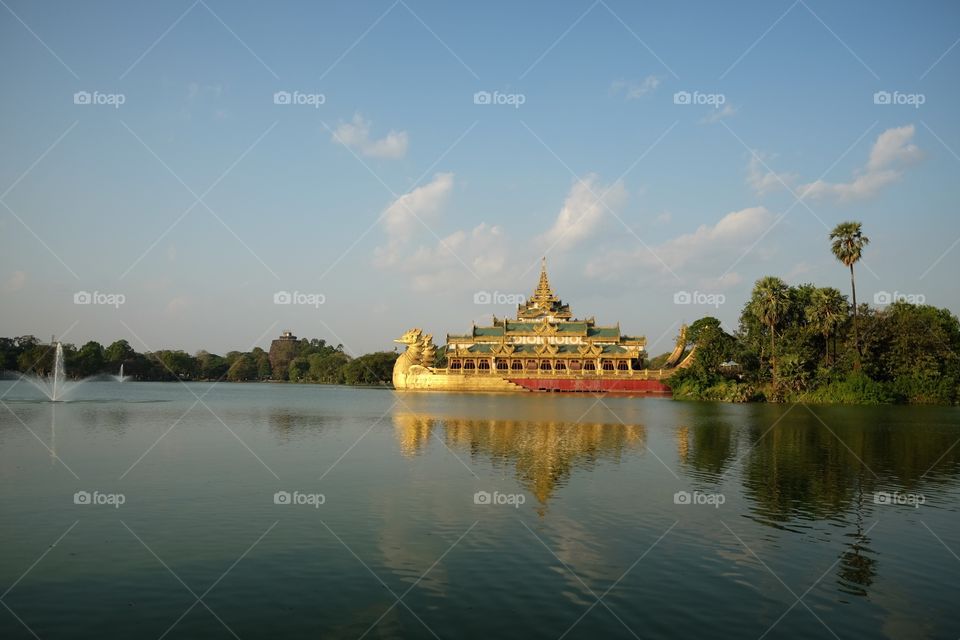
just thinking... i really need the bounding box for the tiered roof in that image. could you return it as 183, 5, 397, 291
446, 259, 646, 354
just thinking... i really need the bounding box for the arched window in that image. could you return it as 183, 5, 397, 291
450, 359, 461, 370
617, 361, 629, 371
511, 360, 523, 371
479, 360, 491, 371
525, 359, 538, 370
464, 361, 476, 371
569, 360, 581, 371
496, 359, 508, 371
602, 360, 615, 371
555, 361, 567, 371
540, 360, 552, 371
584, 361, 596, 371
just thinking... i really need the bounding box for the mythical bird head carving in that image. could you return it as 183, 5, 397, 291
395, 328, 423, 345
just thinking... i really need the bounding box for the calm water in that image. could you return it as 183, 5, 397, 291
1, 381, 959, 639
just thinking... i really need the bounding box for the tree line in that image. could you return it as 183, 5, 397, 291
0, 336, 398, 386
670, 222, 960, 404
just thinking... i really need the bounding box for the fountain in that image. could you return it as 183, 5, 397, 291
115, 363, 127, 383
51, 342, 66, 400
6, 341, 75, 402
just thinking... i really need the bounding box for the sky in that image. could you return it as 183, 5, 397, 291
1, 0, 959, 357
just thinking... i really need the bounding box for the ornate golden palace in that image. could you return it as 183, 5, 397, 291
393, 259, 693, 393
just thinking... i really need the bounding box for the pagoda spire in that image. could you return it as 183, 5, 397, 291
532, 256, 558, 306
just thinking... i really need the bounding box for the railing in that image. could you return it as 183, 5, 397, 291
441, 367, 668, 380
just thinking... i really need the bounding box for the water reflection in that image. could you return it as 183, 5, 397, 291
676, 406, 960, 600
393, 413, 646, 505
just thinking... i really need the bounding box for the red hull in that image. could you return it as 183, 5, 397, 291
508, 377, 671, 394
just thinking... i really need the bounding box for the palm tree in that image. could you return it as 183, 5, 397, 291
806, 287, 847, 364
830, 221, 870, 356
750, 276, 790, 382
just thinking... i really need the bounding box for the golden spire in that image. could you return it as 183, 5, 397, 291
532, 256, 558, 306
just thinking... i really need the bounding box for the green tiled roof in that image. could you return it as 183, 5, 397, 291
473, 326, 504, 337
587, 326, 620, 338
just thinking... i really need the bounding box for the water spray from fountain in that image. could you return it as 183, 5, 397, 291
5, 340, 76, 402
51, 342, 66, 401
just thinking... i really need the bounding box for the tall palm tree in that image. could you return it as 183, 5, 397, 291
806, 287, 847, 364
750, 276, 790, 382
830, 221, 870, 356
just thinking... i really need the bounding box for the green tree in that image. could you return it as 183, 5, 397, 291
227, 355, 257, 381
72, 341, 105, 377
830, 221, 869, 356
288, 356, 310, 382
195, 351, 229, 380
806, 287, 847, 364
104, 339, 136, 363
749, 276, 790, 383
256, 353, 272, 380
308, 352, 350, 383
157, 350, 196, 379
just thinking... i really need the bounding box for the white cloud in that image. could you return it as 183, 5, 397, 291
700, 103, 738, 124
376, 173, 454, 266
586, 206, 774, 278
539, 174, 628, 252
797, 124, 921, 201
373, 174, 510, 289
610, 75, 661, 100
3, 270, 26, 292
747, 153, 798, 197
867, 124, 922, 171
333, 113, 409, 159
407, 223, 507, 291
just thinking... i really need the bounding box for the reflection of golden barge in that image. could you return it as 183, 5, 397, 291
393, 260, 693, 393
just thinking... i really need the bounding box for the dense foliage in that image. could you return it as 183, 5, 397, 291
671, 221, 959, 405
670, 295, 960, 405
0, 336, 398, 386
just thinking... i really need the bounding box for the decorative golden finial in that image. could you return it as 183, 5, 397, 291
532, 256, 557, 305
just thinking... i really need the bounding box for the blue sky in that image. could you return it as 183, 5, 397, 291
2, 0, 959, 356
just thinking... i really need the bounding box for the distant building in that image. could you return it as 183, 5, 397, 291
268, 330, 300, 378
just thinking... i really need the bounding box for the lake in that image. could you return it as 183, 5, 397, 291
1, 380, 959, 639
